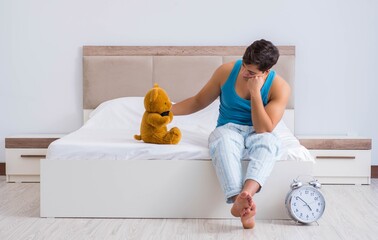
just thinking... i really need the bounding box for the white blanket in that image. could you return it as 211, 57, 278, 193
47, 97, 313, 162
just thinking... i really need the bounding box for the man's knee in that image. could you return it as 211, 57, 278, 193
246, 132, 281, 155
209, 128, 243, 149
247, 132, 277, 144
257, 132, 278, 141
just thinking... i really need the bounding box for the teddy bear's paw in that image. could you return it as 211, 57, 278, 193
163, 116, 171, 124
134, 134, 142, 141
170, 127, 181, 136
169, 127, 182, 144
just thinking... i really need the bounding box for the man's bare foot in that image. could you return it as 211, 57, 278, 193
241, 201, 256, 229
230, 191, 252, 217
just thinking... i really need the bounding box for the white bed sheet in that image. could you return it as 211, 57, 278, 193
47, 97, 313, 162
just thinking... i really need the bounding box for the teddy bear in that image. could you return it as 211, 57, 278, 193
134, 83, 181, 144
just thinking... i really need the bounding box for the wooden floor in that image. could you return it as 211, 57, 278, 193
0, 176, 377, 240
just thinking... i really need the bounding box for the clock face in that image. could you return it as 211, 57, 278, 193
288, 186, 325, 223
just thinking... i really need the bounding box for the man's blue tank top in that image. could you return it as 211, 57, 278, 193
216, 59, 276, 127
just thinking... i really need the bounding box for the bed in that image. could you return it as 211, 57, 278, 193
40, 46, 314, 220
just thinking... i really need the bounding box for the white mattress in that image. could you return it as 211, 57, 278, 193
47, 97, 314, 162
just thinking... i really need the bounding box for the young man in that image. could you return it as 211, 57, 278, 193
171, 39, 290, 229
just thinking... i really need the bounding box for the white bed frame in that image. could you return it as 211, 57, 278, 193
40, 46, 313, 219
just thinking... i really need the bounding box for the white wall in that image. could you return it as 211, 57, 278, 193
1, 0, 377, 164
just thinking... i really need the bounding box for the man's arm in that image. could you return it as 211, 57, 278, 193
249, 75, 291, 133
171, 63, 230, 115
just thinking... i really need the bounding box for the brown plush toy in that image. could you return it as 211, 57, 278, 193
134, 83, 181, 144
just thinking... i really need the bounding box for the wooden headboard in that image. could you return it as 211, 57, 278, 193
82, 46, 296, 131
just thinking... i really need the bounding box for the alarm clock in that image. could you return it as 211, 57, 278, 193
285, 176, 326, 224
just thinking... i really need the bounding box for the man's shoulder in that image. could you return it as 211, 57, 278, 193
269, 74, 291, 98
219, 61, 236, 72
215, 61, 236, 78
272, 74, 290, 89
211, 61, 236, 85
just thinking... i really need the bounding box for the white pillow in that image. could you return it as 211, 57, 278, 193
86, 96, 293, 139
86, 97, 221, 133
170, 99, 220, 134
85, 97, 145, 130
89, 97, 144, 119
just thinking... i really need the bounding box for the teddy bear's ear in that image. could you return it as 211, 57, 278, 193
149, 88, 159, 103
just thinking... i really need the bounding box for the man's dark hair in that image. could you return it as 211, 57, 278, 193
242, 39, 280, 72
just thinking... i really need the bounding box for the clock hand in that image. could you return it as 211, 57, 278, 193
296, 197, 312, 211
296, 196, 307, 204
306, 204, 312, 211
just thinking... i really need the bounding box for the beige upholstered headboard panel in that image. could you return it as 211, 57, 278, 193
83, 46, 295, 109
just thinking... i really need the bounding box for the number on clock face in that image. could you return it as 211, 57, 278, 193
290, 186, 325, 223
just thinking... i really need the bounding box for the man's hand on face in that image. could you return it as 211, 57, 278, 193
247, 75, 265, 97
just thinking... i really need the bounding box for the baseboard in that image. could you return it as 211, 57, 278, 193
0, 162, 377, 178
0, 163, 5, 176
372, 166, 378, 178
